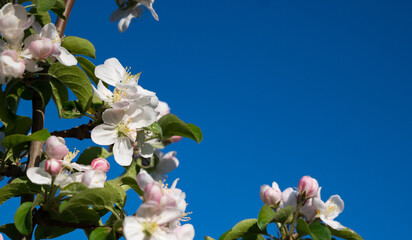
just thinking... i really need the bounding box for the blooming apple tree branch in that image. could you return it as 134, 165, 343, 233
0, 1, 202, 240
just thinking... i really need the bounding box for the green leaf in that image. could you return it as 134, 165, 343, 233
296, 219, 311, 237
145, 122, 163, 139
14, 202, 33, 235
119, 176, 144, 196
218, 230, 231, 240
271, 205, 294, 223
34, 225, 74, 240
158, 114, 203, 143
0, 91, 14, 127
0, 223, 24, 240
29, 7, 51, 26
49, 63, 93, 112
89, 227, 116, 240
59, 182, 88, 196
50, 78, 69, 118
223, 219, 265, 240
309, 222, 332, 240
205, 237, 216, 240
35, 0, 57, 12
76, 56, 99, 85
1, 129, 50, 149
61, 36, 96, 59
30, 79, 52, 108
0, 177, 41, 206
59, 182, 126, 212
50, 0, 65, 19
61, 100, 83, 119
243, 235, 266, 240
328, 226, 363, 240
257, 205, 276, 230
56, 202, 100, 224
76, 146, 112, 165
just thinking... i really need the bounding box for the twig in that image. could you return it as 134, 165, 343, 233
50, 122, 97, 140
55, 0, 76, 38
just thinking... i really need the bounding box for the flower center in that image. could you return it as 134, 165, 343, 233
142, 221, 159, 236
122, 66, 140, 84
326, 201, 341, 215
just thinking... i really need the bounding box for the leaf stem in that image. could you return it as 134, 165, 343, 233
105, 207, 121, 221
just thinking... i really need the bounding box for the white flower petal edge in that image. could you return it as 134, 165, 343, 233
27, 167, 51, 185
113, 136, 133, 166
312, 195, 345, 230
95, 57, 126, 86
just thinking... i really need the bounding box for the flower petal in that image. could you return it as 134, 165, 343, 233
27, 167, 51, 185
113, 136, 133, 166
321, 216, 346, 230
54, 46, 77, 66
91, 124, 117, 145
123, 216, 144, 240
95, 58, 125, 86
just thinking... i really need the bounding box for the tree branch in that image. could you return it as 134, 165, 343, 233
50, 122, 96, 140
55, 0, 76, 38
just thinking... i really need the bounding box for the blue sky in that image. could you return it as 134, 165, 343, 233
1, 0, 412, 239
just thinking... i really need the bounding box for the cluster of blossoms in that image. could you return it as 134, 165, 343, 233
27, 136, 110, 188
123, 169, 194, 240
0, 3, 77, 84
260, 175, 346, 230
111, 0, 159, 32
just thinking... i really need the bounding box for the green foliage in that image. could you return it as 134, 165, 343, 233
77, 56, 99, 85
89, 227, 117, 240
50, 77, 69, 118
29, 7, 51, 26
56, 202, 100, 224
327, 226, 363, 240
158, 114, 203, 143
222, 219, 265, 240
119, 176, 144, 196
35, 0, 57, 12
297, 220, 332, 240
30, 79, 53, 108
49, 63, 93, 113
0, 223, 24, 240
271, 206, 294, 224
205, 237, 216, 240
76, 146, 112, 165
0, 177, 42, 206
34, 225, 74, 240
59, 182, 126, 213
14, 202, 33, 235
50, 0, 66, 19
257, 205, 276, 230
1, 129, 50, 149
62, 36, 96, 59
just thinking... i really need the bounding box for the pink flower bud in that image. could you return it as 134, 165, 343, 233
44, 136, 68, 159
144, 182, 164, 203
0, 233, 3, 240
169, 136, 183, 143
29, 38, 54, 60
45, 159, 62, 177
260, 182, 282, 206
91, 158, 110, 172
298, 176, 319, 198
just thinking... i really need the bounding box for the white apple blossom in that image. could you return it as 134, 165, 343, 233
0, 3, 34, 44
27, 160, 83, 187
173, 224, 195, 240
123, 202, 180, 240
111, 0, 159, 33
95, 58, 140, 86
155, 101, 170, 121
300, 187, 322, 220
81, 169, 107, 188
35, 23, 77, 66
151, 150, 179, 180
280, 187, 298, 210
312, 195, 345, 230
0, 49, 25, 84
91, 102, 157, 166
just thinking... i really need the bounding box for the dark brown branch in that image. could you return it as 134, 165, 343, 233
50, 122, 97, 140
55, 0, 76, 38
